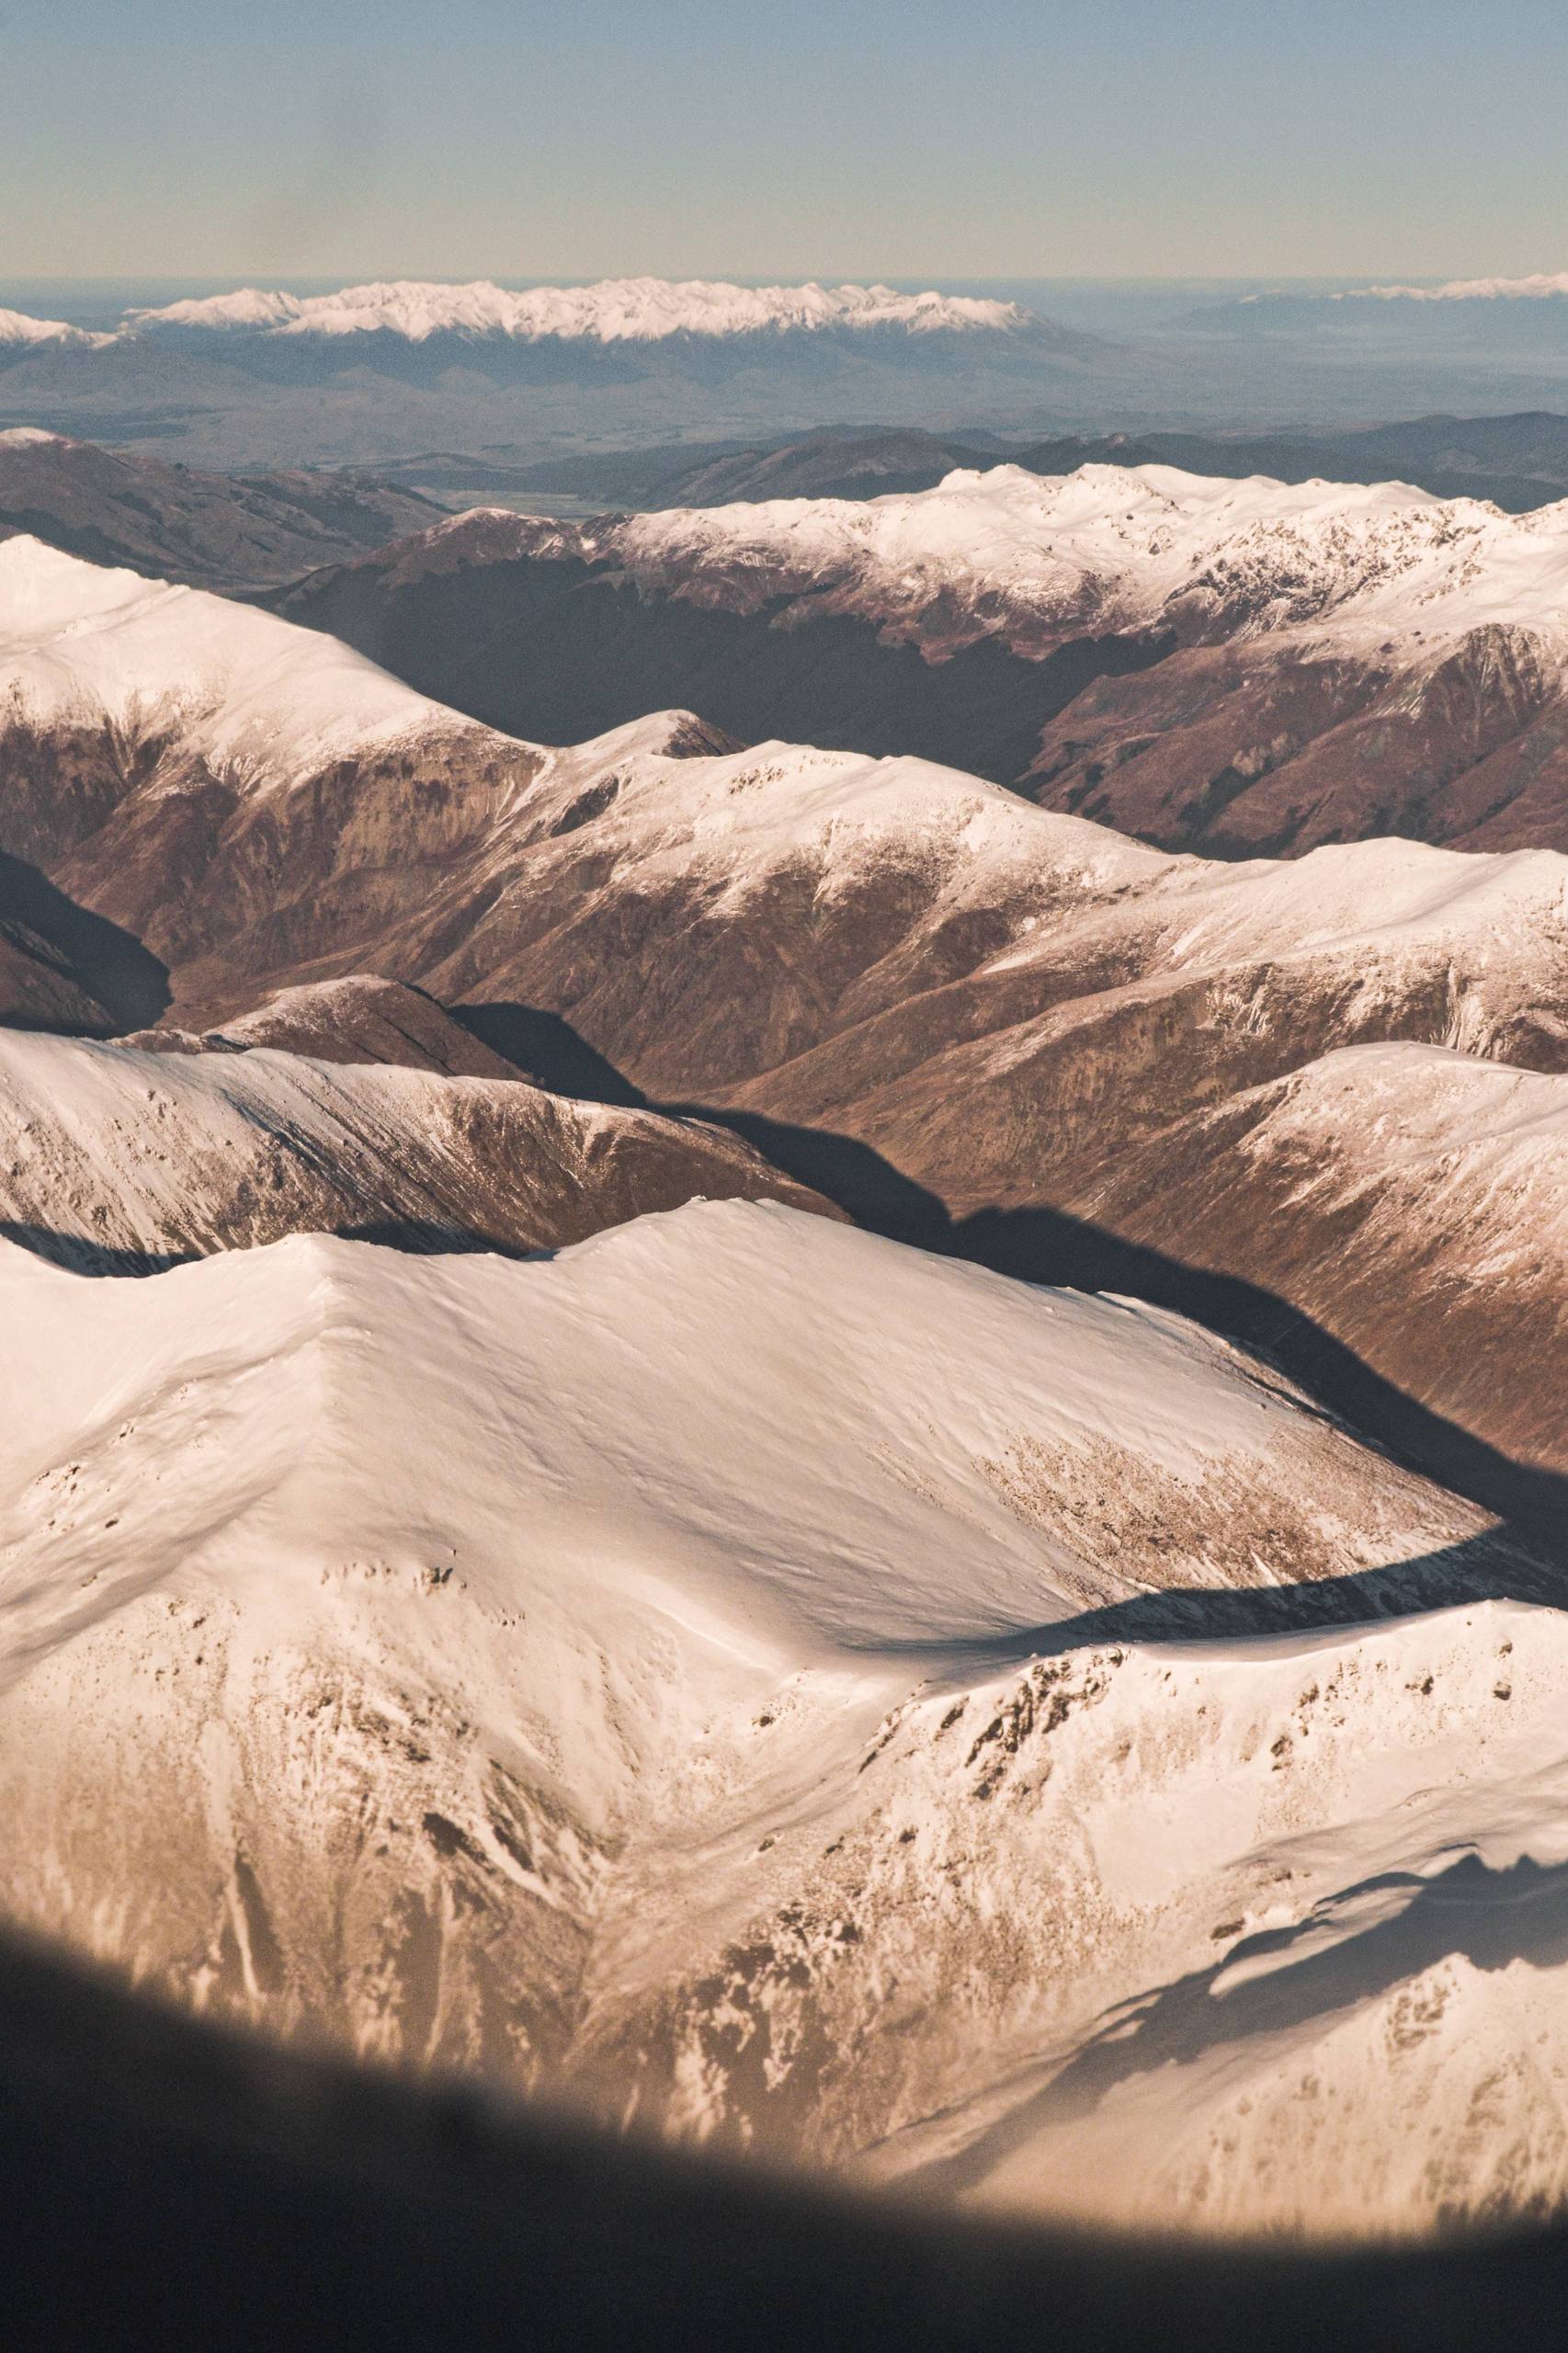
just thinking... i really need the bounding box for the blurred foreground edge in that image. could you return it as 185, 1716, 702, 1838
2, 1923, 1562, 2352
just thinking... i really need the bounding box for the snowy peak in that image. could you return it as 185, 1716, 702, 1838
1350, 274, 1568, 303
19, 278, 1035, 348
0, 1199, 1516, 1669
0, 309, 108, 350
599, 460, 1568, 661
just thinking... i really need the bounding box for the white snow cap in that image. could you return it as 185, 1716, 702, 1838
0, 533, 493, 780
119, 277, 1030, 343
1349, 273, 1568, 301
609, 460, 1568, 660
0, 308, 109, 349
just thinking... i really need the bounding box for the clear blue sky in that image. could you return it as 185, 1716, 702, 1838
4, 0, 1566, 282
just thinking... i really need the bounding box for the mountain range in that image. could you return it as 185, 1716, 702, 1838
0, 277, 1122, 470
500, 412, 1568, 515
7, 453, 1568, 2246
272, 460, 1568, 856
0, 426, 441, 588
8, 527, 1568, 1499
1, 278, 1044, 357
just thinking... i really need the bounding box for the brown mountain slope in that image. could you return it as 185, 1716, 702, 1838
0, 1026, 835, 1273
0, 428, 440, 590
7, 540, 1568, 1500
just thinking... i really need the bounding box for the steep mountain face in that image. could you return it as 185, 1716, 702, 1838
0, 1029, 833, 1271
0, 533, 540, 1013
1073, 1041, 1568, 1477
1025, 623, 1568, 858
0, 910, 113, 1033
0, 429, 442, 590
272, 464, 1568, 850
0, 846, 162, 1033
2, 1204, 1559, 2238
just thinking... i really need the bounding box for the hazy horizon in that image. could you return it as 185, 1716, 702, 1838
6, 0, 1564, 283
5, 272, 1553, 347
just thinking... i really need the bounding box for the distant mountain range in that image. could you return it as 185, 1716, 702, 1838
0, 427, 441, 589
1, 277, 1044, 354
494, 410, 1568, 514
1181, 274, 1568, 352
9, 274, 1568, 467
0, 277, 1123, 468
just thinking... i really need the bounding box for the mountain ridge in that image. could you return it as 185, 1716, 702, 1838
269, 461, 1568, 854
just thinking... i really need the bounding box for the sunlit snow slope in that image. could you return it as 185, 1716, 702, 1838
414, 461, 1568, 664
0, 532, 483, 779
1, 1203, 1561, 2237
0, 1028, 832, 1269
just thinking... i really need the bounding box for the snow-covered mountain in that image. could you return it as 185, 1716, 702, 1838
0, 278, 1119, 472
306, 460, 1568, 665
1, 1202, 1557, 2237
0, 279, 1032, 355
605, 461, 1568, 660
6, 534, 1567, 1490
275, 462, 1568, 851
0, 1027, 831, 1271
0, 280, 1069, 398
0, 533, 542, 1010
121, 278, 1031, 345
0, 310, 108, 351
0, 532, 479, 777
